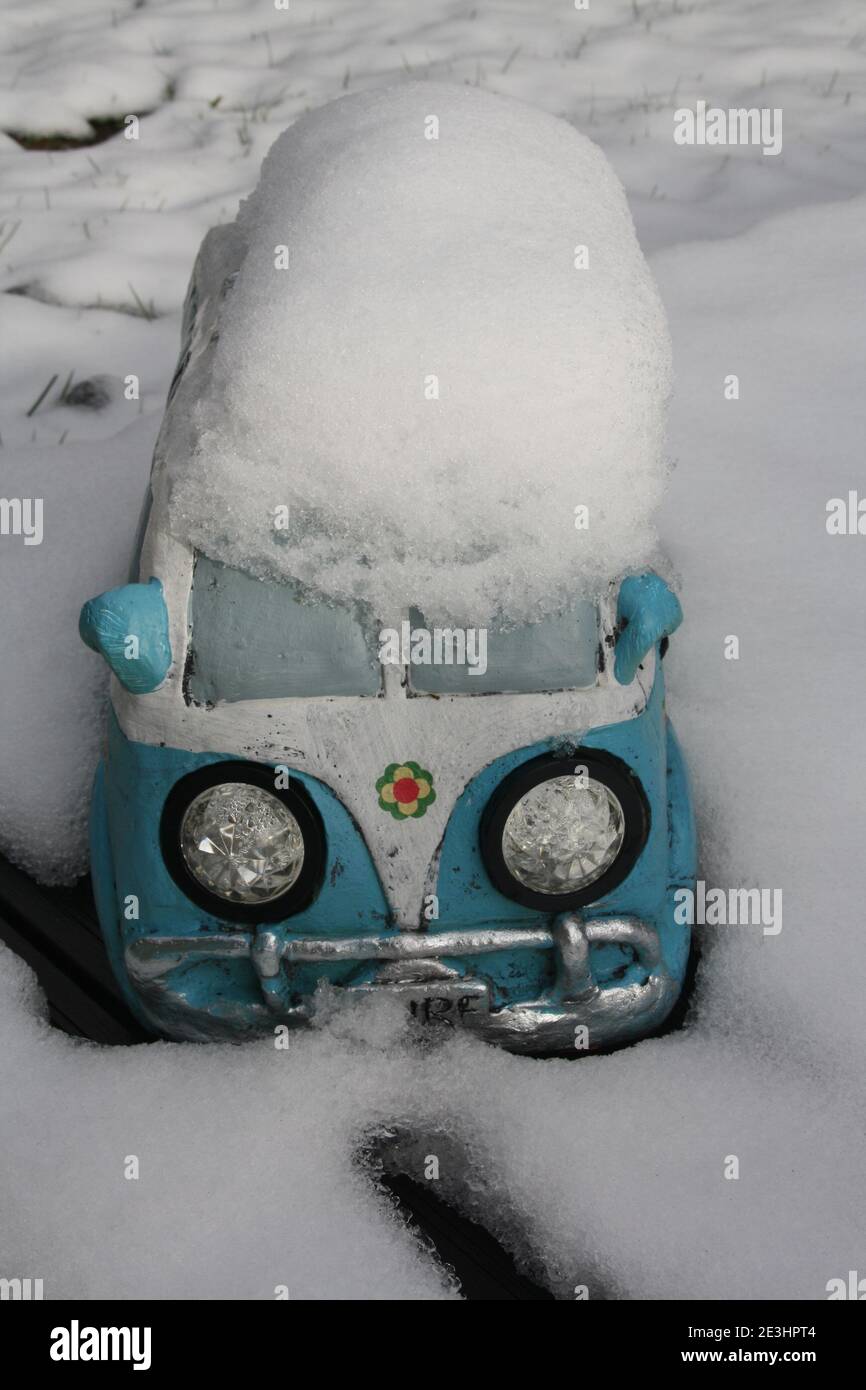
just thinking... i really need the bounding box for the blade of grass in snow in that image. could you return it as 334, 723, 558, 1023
25, 374, 58, 417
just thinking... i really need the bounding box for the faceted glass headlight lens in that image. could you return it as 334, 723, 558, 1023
501, 775, 625, 895
180, 782, 305, 905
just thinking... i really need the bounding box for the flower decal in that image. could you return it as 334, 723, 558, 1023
376, 762, 436, 820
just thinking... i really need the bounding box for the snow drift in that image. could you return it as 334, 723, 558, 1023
0, 420, 155, 883
165, 82, 671, 624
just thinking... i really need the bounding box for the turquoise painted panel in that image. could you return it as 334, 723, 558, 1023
98, 709, 393, 1029
79, 578, 171, 694
429, 664, 694, 1006
91, 662, 695, 1039
89, 760, 154, 1031
614, 571, 682, 685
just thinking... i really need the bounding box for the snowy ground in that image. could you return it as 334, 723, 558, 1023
1, 0, 865, 1300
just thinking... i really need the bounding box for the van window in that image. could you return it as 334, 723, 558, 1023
187, 555, 381, 702
407, 601, 599, 694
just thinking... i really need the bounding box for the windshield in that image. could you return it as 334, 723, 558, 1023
187, 556, 600, 703
406, 603, 599, 695
187, 555, 381, 702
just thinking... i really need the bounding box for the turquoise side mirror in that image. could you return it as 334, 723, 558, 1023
79, 578, 172, 694
614, 572, 683, 685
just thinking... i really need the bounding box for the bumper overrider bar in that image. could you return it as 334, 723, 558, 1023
125, 916, 678, 1053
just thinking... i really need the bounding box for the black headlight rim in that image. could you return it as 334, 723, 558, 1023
160, 760, 326, 923
479, 748, 651, 911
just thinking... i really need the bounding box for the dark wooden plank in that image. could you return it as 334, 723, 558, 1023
0, 854, 148, 1044
380, 1172, 555, 1300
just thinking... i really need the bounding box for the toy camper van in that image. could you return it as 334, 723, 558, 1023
80, 160, 695, 1054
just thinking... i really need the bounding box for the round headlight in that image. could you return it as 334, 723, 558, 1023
161, 763, 325, 921
180, 783, 305, 904
502, 776, 625, 895
480, 752, 649, 910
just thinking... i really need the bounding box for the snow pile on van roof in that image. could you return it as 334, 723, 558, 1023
165, 83, 671, 623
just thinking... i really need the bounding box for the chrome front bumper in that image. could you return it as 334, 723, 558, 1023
125, 915, 679, 1053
